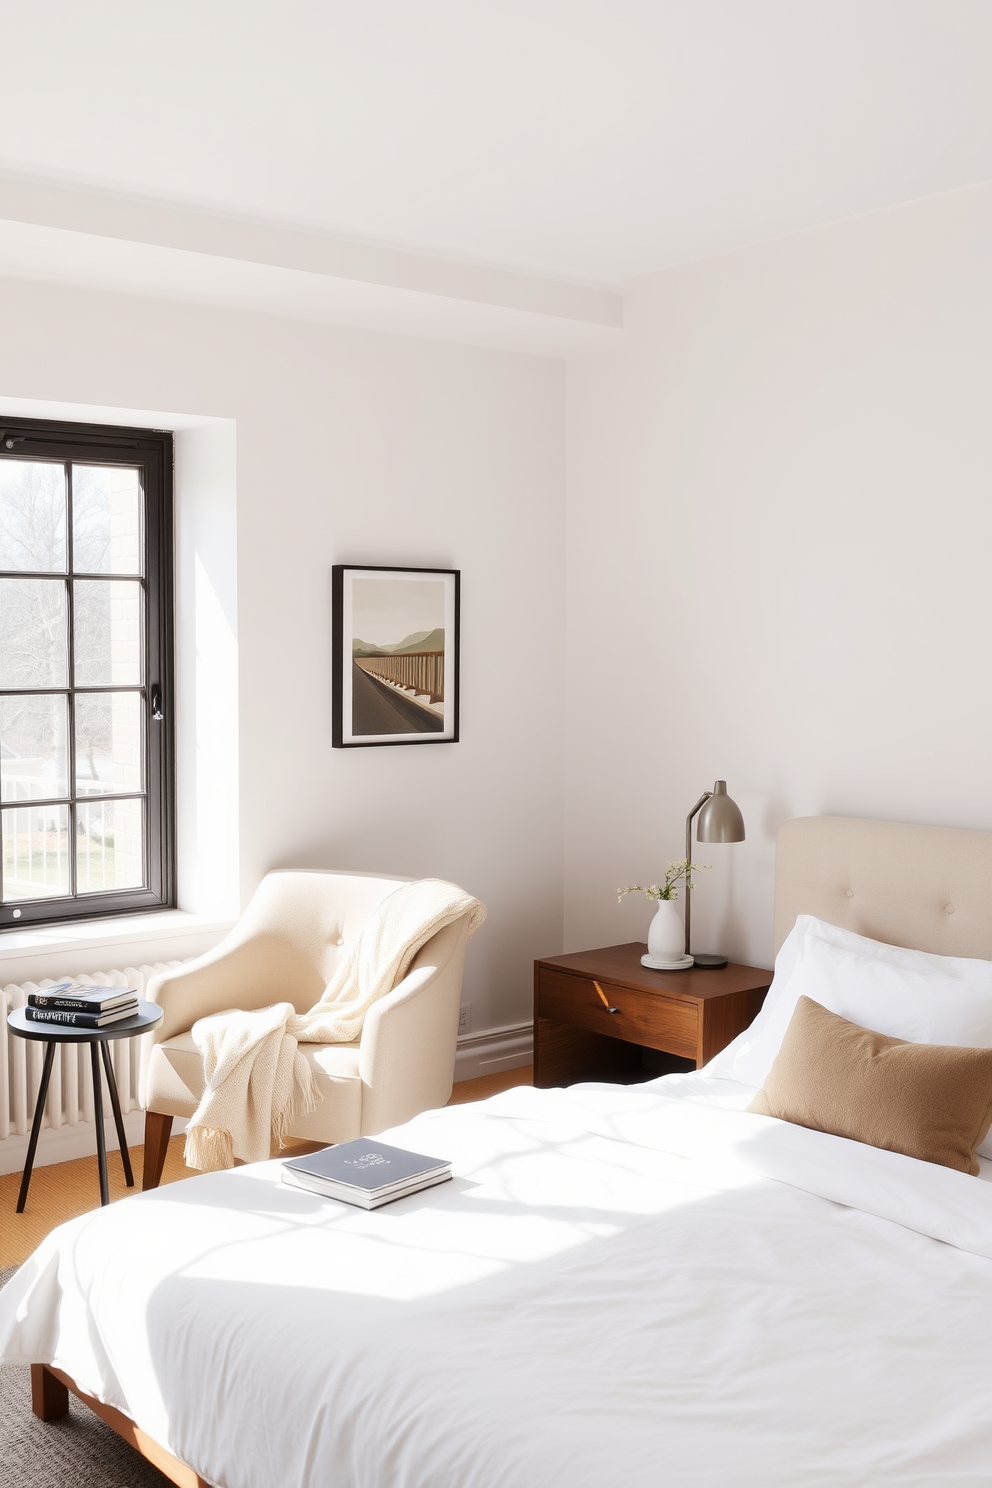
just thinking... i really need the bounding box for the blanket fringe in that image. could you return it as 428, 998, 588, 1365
185, 1124, 235, 1173
273, 1055, 320, 1151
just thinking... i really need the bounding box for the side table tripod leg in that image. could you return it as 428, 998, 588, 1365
90, 1042, 110, 1207
101, 1040, 134, 1187
17, 1043, 57, 1213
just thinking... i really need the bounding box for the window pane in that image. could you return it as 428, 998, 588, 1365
0, 695, 69, 802
0, 577, 68, 687
75, 692, 142, 795
72, 465, 143, 575
77, 797, 144, 893
2, 802, 70, 901
73, 579, 142, 685
0, 459, 66, 572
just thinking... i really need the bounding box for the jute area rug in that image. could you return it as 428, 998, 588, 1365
0, 1266, 173, 1488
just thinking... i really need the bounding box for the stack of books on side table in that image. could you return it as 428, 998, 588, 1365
25, 980, 140, 1029
282, 1138, 452, 1209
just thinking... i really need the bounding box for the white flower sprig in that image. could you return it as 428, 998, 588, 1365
617, 858, 710, 904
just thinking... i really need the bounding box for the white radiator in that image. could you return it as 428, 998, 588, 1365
1, 963, 182, 1158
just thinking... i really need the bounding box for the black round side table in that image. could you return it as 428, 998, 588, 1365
7, 999, 164, 1213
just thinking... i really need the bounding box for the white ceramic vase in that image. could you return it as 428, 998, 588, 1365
647, 897, 685, 963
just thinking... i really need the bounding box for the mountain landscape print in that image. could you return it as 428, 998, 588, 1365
332, 566, 460, 747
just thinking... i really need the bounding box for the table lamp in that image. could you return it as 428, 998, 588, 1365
685, 780, 745, 969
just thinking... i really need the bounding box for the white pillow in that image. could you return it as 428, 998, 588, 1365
784, 916, 992, 982
707, 914, 992, 1093
765, 915, 992, 1001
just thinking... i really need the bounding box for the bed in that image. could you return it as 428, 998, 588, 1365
2, 814, 992, 1488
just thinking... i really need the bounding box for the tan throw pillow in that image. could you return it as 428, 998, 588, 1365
747, 995, 992, 1175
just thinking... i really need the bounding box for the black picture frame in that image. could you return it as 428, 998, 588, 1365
332, 565, 460, 748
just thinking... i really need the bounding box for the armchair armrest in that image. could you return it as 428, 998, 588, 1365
144, 929, 326, 1044
139, 928, 327, 1111
358, 917, 470, 1134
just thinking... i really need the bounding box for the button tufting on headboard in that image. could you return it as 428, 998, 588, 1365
774, 816, 992, 959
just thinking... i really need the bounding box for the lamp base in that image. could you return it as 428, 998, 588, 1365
689, 952, 729, 970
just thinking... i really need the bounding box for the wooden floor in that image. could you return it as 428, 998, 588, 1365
0, 1065, 533, 1270
446, 1066, 531, 1105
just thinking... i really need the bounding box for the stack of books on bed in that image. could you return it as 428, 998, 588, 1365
282, 1138, 452, 1209
25, 980, 140, 1028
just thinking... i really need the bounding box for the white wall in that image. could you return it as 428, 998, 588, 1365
5, 173, 988, 1035
565, 182, 992, 970
0, 279, 565, 1036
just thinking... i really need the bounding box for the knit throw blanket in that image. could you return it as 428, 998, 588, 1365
184, 879, 486, 1172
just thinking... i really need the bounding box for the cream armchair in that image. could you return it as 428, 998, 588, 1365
140, 870, 474, 1188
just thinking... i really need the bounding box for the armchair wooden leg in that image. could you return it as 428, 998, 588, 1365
32, 1363, 69, 1420
142, 1110, 174, 1191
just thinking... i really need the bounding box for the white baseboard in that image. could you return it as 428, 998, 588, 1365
453, 1021, 532, 1083
0, 1111, 188, 1177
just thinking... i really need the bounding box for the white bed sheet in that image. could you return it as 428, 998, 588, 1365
4, 1072, 992, 1487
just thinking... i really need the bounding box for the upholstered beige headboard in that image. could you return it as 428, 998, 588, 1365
774, 816, 992, 960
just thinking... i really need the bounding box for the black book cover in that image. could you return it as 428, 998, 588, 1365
24, 1005, 138, 1028
30, 986, 138, 1014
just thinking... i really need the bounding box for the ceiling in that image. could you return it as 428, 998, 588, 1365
0, 1, 989, 353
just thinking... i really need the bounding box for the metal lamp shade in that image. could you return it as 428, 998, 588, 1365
683, 780, 745, 969
695, 781, 745, 844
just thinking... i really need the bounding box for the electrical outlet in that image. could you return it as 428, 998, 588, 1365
458, 1003, 471, 1035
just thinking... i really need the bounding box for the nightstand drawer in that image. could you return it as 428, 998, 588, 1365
537, 968, 698, 1059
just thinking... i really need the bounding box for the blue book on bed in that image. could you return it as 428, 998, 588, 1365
281, 1139, 451, 1208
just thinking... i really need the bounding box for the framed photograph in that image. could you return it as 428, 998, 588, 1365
332, 565, 460, 748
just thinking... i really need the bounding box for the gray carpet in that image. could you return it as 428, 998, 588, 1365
0, 1266, 174, 1488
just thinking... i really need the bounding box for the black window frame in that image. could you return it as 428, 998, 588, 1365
0, 415, 176, 930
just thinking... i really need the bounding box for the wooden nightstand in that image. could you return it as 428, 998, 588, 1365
533, 943, 771, 1088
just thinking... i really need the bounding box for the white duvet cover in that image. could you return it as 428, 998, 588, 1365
3, 1074, 992, 1488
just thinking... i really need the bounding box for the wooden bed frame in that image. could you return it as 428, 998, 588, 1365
26, 814, 992, 1488
31, 1361, 211, 1488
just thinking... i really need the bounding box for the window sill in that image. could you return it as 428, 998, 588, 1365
0, 910, 235, 974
